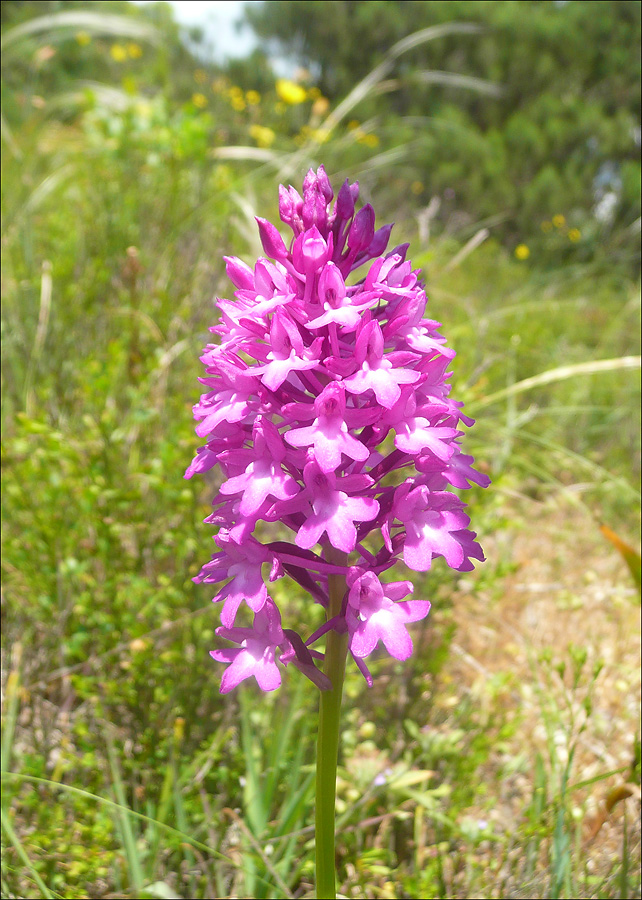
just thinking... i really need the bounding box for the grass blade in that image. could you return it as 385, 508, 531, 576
105, 729, 145, 893
473, 356, 641, 409
1, 10, 159, 52
0, 808, 54, 899
304, 23, 484, 155
1, 644, 22, 776
414, 69, 503, 96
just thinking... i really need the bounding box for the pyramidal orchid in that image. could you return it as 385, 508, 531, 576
186, 166, 489, 898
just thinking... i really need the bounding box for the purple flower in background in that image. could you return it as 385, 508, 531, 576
187, 166, 489, 692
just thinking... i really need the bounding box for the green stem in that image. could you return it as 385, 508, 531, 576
315, 548, 348, 900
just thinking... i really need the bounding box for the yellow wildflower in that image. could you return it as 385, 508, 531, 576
515, 244, 530, 260
230, 95, 246, 111
192, 93, 208, 109
249, 124, 276, 148
246, 90, 261, 106
127, 43, 143, 59
552, 214, 566, 228
568, 228, 581, 242
541, 220, 552, 233
75, 31, 91, 46
110, 44, 127, 62
276, 78, 307, 105
347, 119, 360, 131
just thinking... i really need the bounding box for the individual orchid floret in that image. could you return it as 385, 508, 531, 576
301, 166, 333, 231
184, 429, 245, 480
278, 184, 304, 234
283, 456, 379, 553
343, 319, 420, 408
219, 416, 300, 516
307, 263, 364, 330
253, 310, 322, 390
417, 450, 492, 490
392, 483, 482, 572
386, 391, 461, 459
346, 571, 431, 660
195, 529, 279, 628
348, 205, 375, 248
211, 601, 285, 693
193, 358, 258, 438
285, 382, 370, 473
221, 258, 297, 322
224, 254, 255, 290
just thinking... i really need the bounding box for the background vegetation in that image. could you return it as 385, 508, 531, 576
1, 1, 640, 898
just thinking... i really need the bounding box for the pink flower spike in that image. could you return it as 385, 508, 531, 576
188, 166, 487, 693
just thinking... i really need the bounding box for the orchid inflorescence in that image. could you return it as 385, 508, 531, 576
186, 166, 489, 694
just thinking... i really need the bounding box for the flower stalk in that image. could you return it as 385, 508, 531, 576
316, 548, 348, 900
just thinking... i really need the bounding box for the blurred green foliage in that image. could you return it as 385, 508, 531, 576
247, 0, 641, 253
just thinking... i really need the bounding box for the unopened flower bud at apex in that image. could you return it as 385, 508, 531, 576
255, 216, 289, 260
187, 164, 488, 693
